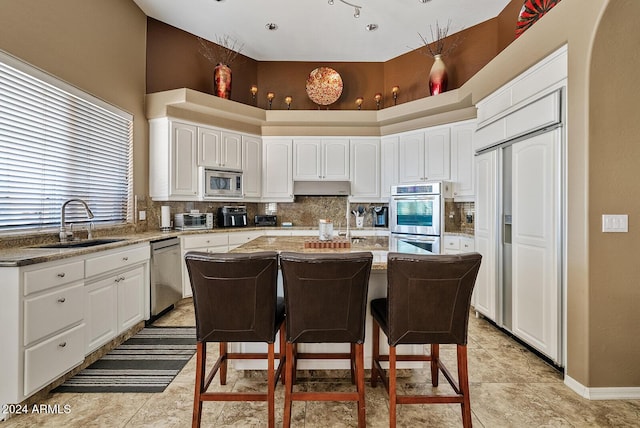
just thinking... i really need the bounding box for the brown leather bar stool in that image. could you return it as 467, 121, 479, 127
279, 251, 373, 428
185, 251, 286, 428
371, 252, 482, 428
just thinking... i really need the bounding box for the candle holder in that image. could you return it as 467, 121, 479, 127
392, 86, 399, 106
267, 92, 275, 110
355, 97, 364, 110
374, 93, 382, 110
250, 85, 258, 105
285, 96, 292, 110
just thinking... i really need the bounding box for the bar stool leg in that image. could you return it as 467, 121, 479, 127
371, 319, 380, 387
431, 343, 440, 387
355, 343, 366, 428
219, 342, 228, 385
192, 342, 205, 428
283, 342, 295, 428
458, 345, 472, 428
267, 342, 275, 428
389, 345, 397, 428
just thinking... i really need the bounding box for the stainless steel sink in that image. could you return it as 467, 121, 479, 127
35, 238, 126, 249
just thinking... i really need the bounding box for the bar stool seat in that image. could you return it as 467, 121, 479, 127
185, 251, 285, 428
371, 252, 482, 428
279, 251, 373, 428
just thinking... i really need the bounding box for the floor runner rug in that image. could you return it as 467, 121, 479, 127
54, 326, 196, 393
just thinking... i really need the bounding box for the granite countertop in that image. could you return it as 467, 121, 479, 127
228, 235, 390, 270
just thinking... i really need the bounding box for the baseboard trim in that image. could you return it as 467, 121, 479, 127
565, 375, 640, 400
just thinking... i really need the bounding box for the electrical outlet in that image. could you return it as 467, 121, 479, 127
139, 210, 146, 221
602, 214, 627, 232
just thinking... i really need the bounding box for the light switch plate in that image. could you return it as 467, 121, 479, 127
139, 210, 146, 221
602, 214, 628, 232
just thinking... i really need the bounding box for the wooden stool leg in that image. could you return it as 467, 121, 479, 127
267, 342, 275, 428
457, 345, 472, 428
350, 343, 356, 385
192, 342, 205, 428
431, 343, 440, 387
279, 323, 286, 384
371, 318, 380, 387
219, 342, 228, 385
389, 345, 397, 428
283, 342, 294, 428
355, 343, 366, 428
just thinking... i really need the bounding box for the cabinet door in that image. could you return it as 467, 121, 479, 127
510, 130, 560, 362
293, 139, 322, 180
221, 131, 242, 170
85, 277, 118, 354
170, 122, 198, 197
118, 265, 146, 333
323, 139, 350, 180
451, 123, 475, 199
350, 138, 380, 200
262, 139, 293, 201
380, 136, 399, 198
424, 127, 450, 181
197, 126, 221, 167
474, 150, 497, 320
242, 135, 262, 198
398, 132, 425, 183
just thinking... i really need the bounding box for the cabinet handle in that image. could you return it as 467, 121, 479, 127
57, 297, 66, 303
57, 272, 66, 278
58, 342, 67, 348
122, 257, 129, 261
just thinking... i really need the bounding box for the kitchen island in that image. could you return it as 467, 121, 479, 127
227, 235, 425, 370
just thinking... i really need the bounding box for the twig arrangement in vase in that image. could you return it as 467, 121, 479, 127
418, 20, 463, 96
197, 35, 245, 99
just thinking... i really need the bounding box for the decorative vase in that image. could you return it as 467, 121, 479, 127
214, 63, 232, 99
429, 54, 448, 96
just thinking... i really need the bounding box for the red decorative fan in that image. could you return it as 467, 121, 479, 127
515, 0, 562, 38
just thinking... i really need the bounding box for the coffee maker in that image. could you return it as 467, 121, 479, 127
373, 206, 389, 227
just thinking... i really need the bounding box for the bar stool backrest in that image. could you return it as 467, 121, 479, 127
280, 252, 373, 344
386, 252, 482, 346
185, 251, 280, 344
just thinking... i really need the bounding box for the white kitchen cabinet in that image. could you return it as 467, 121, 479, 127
262, 138, 294, 201
197, 127, 242, 170
84, 244, 150, 353
349, 138, 380, 201
293, 138, 349, 181
380, 136, 399, 199
149, 118, 199, 201
228, 230, 264, 250
450, 121, 475, 201
473, 150, 498, 321
443, 235, 475, 255
398, 126, 450, 183
242, 135, 262, 199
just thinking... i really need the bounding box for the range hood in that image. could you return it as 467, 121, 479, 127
293, 180, 351, 196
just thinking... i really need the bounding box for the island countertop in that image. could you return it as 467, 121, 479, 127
227, 235, 389, 270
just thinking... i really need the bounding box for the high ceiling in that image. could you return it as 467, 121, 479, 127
133, 0, 513, 62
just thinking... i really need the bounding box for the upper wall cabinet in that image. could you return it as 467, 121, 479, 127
380, 136, 399, 199
262, 138, 294, 202
350, 138, 380, 201
149, 119, 199, 201
197, 126, 242, 170
398, 126, 450, 184
450, 121, 475, 201
293, 138, 349, 181
242, 135, 262, 200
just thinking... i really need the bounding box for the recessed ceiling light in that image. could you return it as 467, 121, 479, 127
265, 23, 278, 31
365, 24, 378, 31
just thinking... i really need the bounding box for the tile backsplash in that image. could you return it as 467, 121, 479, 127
444, 200, 475, 235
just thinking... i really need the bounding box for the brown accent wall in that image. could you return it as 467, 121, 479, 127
497, 0, 524, 52
145, 5, 519, 111
0, 0, 148, 195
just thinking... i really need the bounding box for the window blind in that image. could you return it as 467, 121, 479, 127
0, 51, 133, 232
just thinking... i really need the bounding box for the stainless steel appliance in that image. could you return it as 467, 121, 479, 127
150, 237, 182, 319
218, 205, 248, 227
174, 212, 214, 230
389, 182, 451, 254
372, 206, 388, 227
203, 168, 243, 198
255, 214, 277, 226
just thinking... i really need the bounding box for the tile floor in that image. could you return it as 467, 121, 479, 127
3, 298, 639, 427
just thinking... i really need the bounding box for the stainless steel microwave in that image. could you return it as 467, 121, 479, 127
203, 168, 243, 198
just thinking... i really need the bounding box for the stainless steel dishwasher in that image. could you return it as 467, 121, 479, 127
150, 237, 182, 320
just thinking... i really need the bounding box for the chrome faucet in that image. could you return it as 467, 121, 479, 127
60, 199, 94, 243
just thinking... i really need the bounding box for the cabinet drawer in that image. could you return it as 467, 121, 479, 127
182, 233, 228, 249
228, 231, 263, 246
460, 237, 475, 252
443, 236, 460, 250
24, 282, 84, 346
85, 245, 149, 278
24, 323, 84, 396
23, 260, 84, 296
